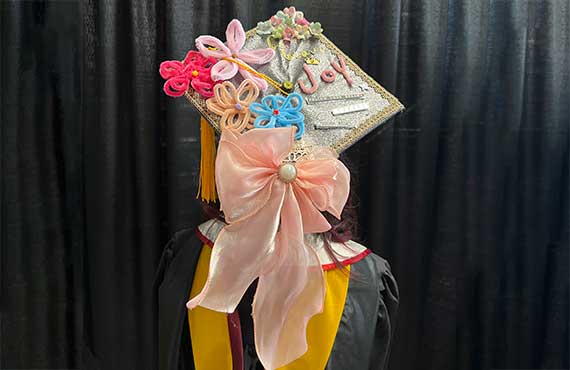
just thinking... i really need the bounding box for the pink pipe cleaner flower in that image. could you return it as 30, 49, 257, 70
195, 19, 275, 91
159, 50, 218, 98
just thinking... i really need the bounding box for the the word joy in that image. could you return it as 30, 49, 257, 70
298, 56, 353, 94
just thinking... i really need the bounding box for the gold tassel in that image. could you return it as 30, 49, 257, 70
197, 116, 217, 203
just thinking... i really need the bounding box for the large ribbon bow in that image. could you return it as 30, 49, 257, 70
187, 127, 350, 370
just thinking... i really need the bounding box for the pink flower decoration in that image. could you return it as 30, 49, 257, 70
270, 15, 282, 26
159, 50, 218, 98
195, 19, 276, 91
296, 17, 310, 26
283, 26, 295, 42
283, 6, 296, 17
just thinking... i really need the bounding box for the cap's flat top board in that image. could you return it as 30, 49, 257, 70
186, 28, 404, 154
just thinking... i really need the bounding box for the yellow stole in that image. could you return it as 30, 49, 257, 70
188, 245, 351, 370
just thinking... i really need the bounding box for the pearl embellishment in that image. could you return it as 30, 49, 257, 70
278, 163, 297, 183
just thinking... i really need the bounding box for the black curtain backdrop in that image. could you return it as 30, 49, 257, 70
1, 1, 568, 370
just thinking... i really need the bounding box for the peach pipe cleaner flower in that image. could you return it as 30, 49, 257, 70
206, 79, 260, 133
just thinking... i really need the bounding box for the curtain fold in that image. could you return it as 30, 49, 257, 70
1, 1, 568, 369
80, 1, 165, 369
1, 1, 82, 367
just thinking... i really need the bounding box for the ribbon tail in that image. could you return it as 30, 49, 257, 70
252, 185, 326, 370
187, 180, 286, 312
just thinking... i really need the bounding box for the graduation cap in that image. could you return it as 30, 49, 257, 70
159, 7, 403, 370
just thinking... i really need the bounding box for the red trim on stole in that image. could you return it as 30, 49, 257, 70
321, 248, 372, 271
227, 311, 244, 370
195, 227, 215, 247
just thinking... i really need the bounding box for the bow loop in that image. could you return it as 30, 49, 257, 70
215, 128, 293, 223
297, 149, 350, 219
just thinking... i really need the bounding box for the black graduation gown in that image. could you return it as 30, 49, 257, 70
154, 226, 399, 370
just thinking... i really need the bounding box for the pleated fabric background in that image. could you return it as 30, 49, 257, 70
0, 1, 568, 369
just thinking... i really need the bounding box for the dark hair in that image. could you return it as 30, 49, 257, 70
321, 191, 359, 270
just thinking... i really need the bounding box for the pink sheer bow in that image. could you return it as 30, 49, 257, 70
186, 127, 350, 370
195, 19, 275, 91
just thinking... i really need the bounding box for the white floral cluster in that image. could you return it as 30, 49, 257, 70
256, 7, 323, 42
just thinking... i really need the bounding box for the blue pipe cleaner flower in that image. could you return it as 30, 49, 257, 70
249, 93, 305, 140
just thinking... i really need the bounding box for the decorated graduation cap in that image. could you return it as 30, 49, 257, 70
160, 7, 403, 370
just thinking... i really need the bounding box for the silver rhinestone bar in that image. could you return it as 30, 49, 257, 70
331, 102, 369, 116
305, 93, 365, 105
313, 124, 355, 130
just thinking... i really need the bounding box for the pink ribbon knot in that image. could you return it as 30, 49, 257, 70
186, 127, 350, 370
159, 50, 218, 97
